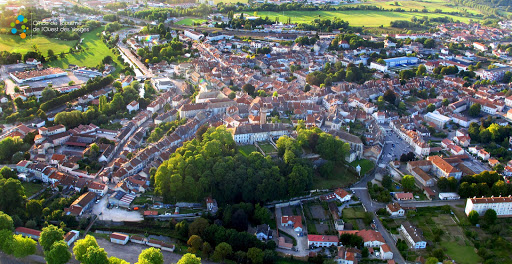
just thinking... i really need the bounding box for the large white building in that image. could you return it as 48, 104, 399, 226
231, 123, 289, 144
424, 112, 451, 128
184, 30, 204, 41
465, 197, 512, 217
399, 221, 427, 249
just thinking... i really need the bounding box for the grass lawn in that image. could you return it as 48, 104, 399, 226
175, 18, 207, 26
350, 159, 374, 176
259, 142, 276, 154
255, 10, 478, 27
275, 257, 307, 264
238, 144, 258, 156
0, 34, 76, 56
46, 27, 123, 75
345, 0, 482, 15
342, 206, 366, 219
440, 242, 481, 264
22, 182, 45, 197
312, 163, 358, 189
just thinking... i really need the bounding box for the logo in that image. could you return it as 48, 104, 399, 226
10, 15, 28, 39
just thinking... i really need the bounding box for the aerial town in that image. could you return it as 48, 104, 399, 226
0, 0, 512, 263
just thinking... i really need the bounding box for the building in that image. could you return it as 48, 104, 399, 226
424, 112, 451, 128
127, 101, 139, 113
255, 224, 272, 241
281, 215, 303, 233
331, 131, 364, 162
307, 235, 339, 247
369, 57, 419, 72
394, 192, 414, 201
410, 167, 434, 187
465, 196, 512, 217
10, 68, 68, 84
15, 227, 41, 240
439, 192, 460, 200
184, 30, 204, 41
399, 221, 427, 249
64, 192, 97, 216
380, 244, 393, 260
386, 203, 405, 217
335, 188, 352, 203
64, 230, 80, 246
152, 77, 173, 90
231, 123, 289, 144
427, 156, 462, 180
110, 233, 129, 245
335, 246, 358, 264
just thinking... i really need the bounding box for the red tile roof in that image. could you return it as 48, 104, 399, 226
110, 233, 128, 240
307, 234, 339, 243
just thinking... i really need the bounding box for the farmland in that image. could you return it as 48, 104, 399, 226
254, 10, 479, 27
46, 27, 123, 75
0, 34, 76, 56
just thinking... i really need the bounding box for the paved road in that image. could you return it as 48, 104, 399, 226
274, 206, 308, 257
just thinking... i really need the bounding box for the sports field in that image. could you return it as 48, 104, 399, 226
175, 18, 207, 26
47, 27, 123, 75
0, 34, 76, 56
256, 10, 478, 27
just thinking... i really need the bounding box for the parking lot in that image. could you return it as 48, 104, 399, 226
379, 124, 413, 166
92, 195, 143, 222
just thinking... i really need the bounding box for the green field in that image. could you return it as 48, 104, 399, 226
175, 18, 207, 26
312, 163, 358, 189
238, 144, 258, 156
350, 159, 374, 176
46, 27, 122, 75
258, 142, 276, 154
346, 0, 482, 15
255, 10, 479, 27
0, 34, 76, 56
440, 242, 481, 264
342, 206, 366, 219
21, 182, 45, 197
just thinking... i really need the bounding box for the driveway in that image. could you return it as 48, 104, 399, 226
275, 206, 308, 257
92, 195, 143, 222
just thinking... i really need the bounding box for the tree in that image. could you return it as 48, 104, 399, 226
39, 225, 65, 252
202, 242, 212, 259
383, 89, 396, 104
254, 204, 271, 225
442, 99, 450, 106
189, 216, 210, 234
247, 247, 264, 264
213, 242, 232, 262
382, 175, 392, 190
73, 235, 99, 262
187, 235, 203, 253
399, 69, 415, 80
26, 199, 43, 220
45, 240, 71, 264
83, 246, 109, 264
483, 209, 497, 225
41, 88, 57, 102
177, 253, 201, 264
12, 234, 36, 258
468, 103, 481, 117
426, 103, 435, 112
468, 210, 479, 225
230, 209, 248, 231
109, 257, 130, 264
136, 247, 163, 264
0, 211, 13, 231
0, 178, 26, 216
426, 257, 439, 264
242, 84, 255, 96
416, 64, 426, 76
228, 91, 236, 99
195, 126, 209, 143
401, 175, 415, 191
0, 229, 14, 254
361, 247, 369, 258
0, 167, 16, 179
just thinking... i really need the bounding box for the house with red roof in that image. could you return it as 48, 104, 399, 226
335, 246, 359, 264
307, 235, 339, 247
334, 188, 352, 203
281, 215, 303, 233
394, 192, 414, 201
110, 233, 129, 245
380, 244, 393, 260
64, 230, 80, 246
15, 227, 41, 240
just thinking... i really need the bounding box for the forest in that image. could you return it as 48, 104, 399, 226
153, 126, 349, 204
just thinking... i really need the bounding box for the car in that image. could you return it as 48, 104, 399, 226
95, 200, 100, 204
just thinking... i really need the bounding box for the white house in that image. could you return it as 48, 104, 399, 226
380, 244, 394, 260
110, 233, 129, 245
255, 224, 272, 241
64, 230, 79, 246
465, 197, 512, 217
386, 203, 405, 217
334, 188, 352, 203
399, 222, 427, 249
281, 215, 303, 233
307, 235, 339, 247
127, 101, 139, 113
